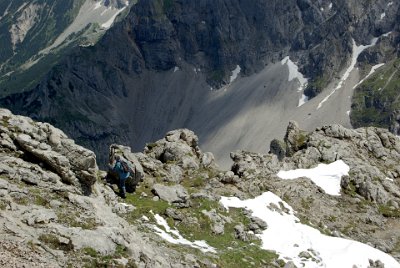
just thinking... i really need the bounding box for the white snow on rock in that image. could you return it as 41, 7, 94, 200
298, 94, 309, 107
281, 56, 309, 107
380, 12, 386, 20
328, 2, 333, 9
229, 65, 241, 83
152, 214, 216, 253
317, 37, 378, 109
94, 1, 102, 10
23, 0, 131, 70
220, 192, 400, 268
386, 177, 394, 182
277, 160, 349, 196
101, 5, 127, 29
353, 63, 385, 89
173, 66, 180, 73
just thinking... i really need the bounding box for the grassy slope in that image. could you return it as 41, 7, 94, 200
351, 58, 400, 129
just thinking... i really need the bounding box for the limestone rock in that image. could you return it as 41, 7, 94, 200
152, 184, 189, 206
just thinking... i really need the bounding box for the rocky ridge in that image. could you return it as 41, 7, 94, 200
1, 108, 400, 267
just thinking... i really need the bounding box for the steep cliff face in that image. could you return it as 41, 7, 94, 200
0, 0, 131, 96
1, 0, 399, 167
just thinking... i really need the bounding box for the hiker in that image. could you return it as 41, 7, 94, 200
112, 155, 130, 198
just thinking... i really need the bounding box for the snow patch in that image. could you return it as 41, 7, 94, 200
386, 177, 394, 182
317, 37, 379, 109
229, 65, 241, 83
298, 94, 309, 107
347, 110, 350, 116
383, 31, 392, 37
173, 66, 180, 73
277, 160, 349, 196
220, 192, 400, 268
152, 214, 216, 253
328, 3, 333, 9
94, 1, 102, 10
380, 13, 386, 20
101, 6, 126, 29
388, 2, 393, 7
353, 63, 385, 89
281, 56, 309, 106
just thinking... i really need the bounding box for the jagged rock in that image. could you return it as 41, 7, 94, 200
248, 216, 268, 234
284, 261, 298, 268
164, 164, 184, 183
22, 208, 57, 226
234, 224, 256, 242
165, 208, 184, 221
368, 259, 385, 268
202, 209, 232, 235
270, 139, 286, 161
112, 202, 135, 214
201, 152, 216, 168
152, 184, 189, 207
0, 109, 98, 195
144, 129, 215, 171
219, 171, 240, 184
284, 121, 301, 157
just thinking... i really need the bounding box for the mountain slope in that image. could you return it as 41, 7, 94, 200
0, 0, 130, 96
1, 0, 399, 168
1, 108, 400, 267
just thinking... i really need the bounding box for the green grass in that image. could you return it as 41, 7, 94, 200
57, 210, 99, 230
378, 204, 400, 218
351, 58, 400, 129
38, 233, 73, 251
216, 245, 278, 267
81, 244, 135, 268
123, 188, 278, 267
0, 199, 7, 210
124, 191, 170, 222
304, 74, 330, 98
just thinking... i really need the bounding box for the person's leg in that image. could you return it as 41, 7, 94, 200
119, 177, 126, 198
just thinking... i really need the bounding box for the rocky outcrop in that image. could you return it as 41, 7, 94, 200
1, 109, 400, 266
230, 122, 400, 261
0, 109, 220, 267
0, 108, 98, 194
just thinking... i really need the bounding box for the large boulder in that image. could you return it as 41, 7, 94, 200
144, 129, 217, 170
0, 108, 98, 195
152, 184, 189, 207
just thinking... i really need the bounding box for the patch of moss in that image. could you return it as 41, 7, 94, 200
81, 244, 134, 268
207, 69, 225, 84
82, 247, 98, 258
38, 234, 73, 251
12, 195, 29, 206
296, 131, 309, 149
304, 75, 330, 99
57, 211, 98, 229
0, 199, 7, 210
378, 204, 400, 218
300, 196, 314, 210
216, 245, 278, 267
